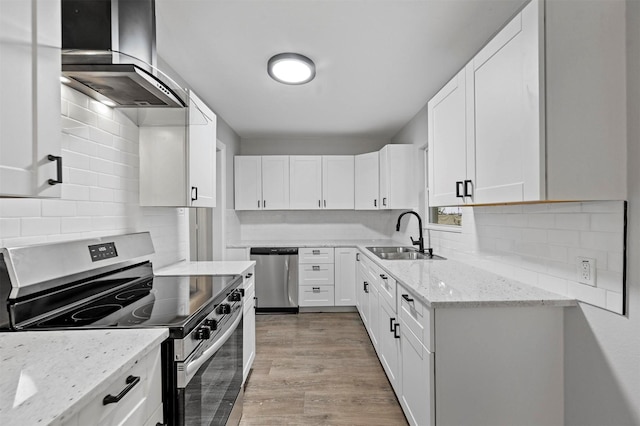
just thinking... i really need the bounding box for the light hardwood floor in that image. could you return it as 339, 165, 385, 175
240, 312, 409, 426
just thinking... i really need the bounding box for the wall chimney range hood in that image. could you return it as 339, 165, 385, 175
61, 0, 186, 108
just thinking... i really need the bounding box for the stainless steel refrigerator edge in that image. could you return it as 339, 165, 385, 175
250, 248, 298, 313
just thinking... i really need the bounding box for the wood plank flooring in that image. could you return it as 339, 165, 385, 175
240, 312, 408, 426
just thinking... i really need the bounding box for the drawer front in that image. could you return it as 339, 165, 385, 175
299, 285, 335, 306
399, 291, 433, 352
377, 270, 396, 311
299, 264, 335, 285
299, 247, 335, 263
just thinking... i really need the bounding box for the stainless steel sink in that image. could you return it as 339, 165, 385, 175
366, 247, 446, 260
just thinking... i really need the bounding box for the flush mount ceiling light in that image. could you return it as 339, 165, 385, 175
268, 53, 316, 85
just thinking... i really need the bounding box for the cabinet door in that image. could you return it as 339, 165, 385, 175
367, 269, 380, 350
467, 2, 542, 204
354, 152, 379, 210
234, 156, 262, 210
354, 152, 380, 210
242, 273, 256, 383
357, 260, 369, 326
400, 319, 434, 426
289, 156, 322, 209
262, 156, 290, 209
379, 145, 415, 209
188, 92, 216, 207
322, 156, 354, 209
334, 248, 357, 306
0, 0, 61, 198
428, 70, 468, 206
379, 298, 401, 394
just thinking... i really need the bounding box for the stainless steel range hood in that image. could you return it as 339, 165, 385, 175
61, 0, 186, 108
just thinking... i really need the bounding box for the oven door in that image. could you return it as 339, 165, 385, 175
176, 305, 243, 426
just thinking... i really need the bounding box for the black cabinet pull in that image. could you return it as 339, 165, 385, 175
380, 274, 387, 280
364, 281, 369, 293
312, 249, 321, 255
464, 180, 473, 197
312, 265, 320, 271
258, 200, 261, 208
389, 317, 396, 332
374, 199, 377, 207
383, 197, 387, 206
455, 181, 464, 198
318, 200, 321, 208
103, 375, 140, 405
245, 273, 253, 278
324, 200, 326, 208
402, 294, 414, 303
394, 323, 400, 339
191, 186, 198, 201
356, 253, 360, 261
312, 287, 320, 293
47, 155, 63, 185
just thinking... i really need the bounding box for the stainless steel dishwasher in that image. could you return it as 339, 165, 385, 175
250, 247, 299, 313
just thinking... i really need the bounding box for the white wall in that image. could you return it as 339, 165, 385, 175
0, 87, 189, 268
390, 0, 640, 420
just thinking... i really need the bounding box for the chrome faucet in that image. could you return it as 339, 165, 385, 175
395, 211, 432, 256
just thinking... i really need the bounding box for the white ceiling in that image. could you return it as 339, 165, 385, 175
155, 0, 527, 140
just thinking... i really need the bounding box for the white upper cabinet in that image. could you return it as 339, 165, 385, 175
235, 155, 290, 210
355, 151, 380, 210
289, 156, 322, 209
289, 155, 354, 210
322, 156, 354, 209
234, 156, 262, 210
140, 90, 216, 207
379, 145, 416, 209
428, 0, 627, 206
427, 70, 468, 206
0, 0, 62, 198
261, 156, 290, 209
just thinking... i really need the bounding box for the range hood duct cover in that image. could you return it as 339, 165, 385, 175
61, 0, 186, 108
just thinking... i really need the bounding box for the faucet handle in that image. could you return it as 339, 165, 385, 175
410, 236, 420, 246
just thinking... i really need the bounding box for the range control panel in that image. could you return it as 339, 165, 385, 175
88, 242, 118, 262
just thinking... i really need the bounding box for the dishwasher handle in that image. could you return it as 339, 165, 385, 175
250, 247, 299, 255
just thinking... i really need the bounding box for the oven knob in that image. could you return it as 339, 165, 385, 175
216, 304, 231, 315
204, 319, 218, 330
229, 291, 242, 302
195, 326, 211, 340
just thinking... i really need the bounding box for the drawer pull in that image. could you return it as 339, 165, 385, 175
380, 274, 387, 280
312, 265, 320, 271
389, 317, 396, 332
47, 155, 63, 185
394, 323, 400, 339
402, 294, 414, 303
245, 273, 253, 278
364, 281, 369, 293
356, 253, 360, 261
312, 249, 321, 255
312, 287, 320, 293
103, 375, 140, 405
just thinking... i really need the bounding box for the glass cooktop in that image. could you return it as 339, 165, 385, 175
11, 263, 241, 337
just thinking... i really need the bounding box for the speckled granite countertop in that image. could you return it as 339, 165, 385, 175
226, 239, 398, 248
154, 260, 255, 276
356, 246, 576, 309
0, 328, 168, 426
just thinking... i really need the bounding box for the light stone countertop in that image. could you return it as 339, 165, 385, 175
226, 239, 398, 248
154, 260, 255, 276
0, 328, 168, 426
355, 246, 576, 308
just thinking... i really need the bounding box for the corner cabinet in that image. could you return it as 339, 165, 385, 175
428, 0, 627, 206
379, 145, 416, 209
0, 0, 62, 198
355, 152, 380, 210
140, 90, 216, 207
234, 155, 290, 210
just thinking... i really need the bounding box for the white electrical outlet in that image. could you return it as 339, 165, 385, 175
577, 257, 596, 286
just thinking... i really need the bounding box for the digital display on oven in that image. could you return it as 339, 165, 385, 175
88, 242, 118, 261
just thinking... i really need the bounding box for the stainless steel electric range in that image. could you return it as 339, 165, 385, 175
0, 232, 244, 426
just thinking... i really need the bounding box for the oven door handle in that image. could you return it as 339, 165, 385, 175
181, 309, 243, 387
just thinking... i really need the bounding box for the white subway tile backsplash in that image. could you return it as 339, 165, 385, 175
97, 115, 120, 135
120, 123, 139, 142
41, 200, 77, 217
608, 252, 624, 274
61, 184, 91, 201
597, 270, 625, 292
90, 187, 114, 202
548, 229, 581, 246
64, 133, 98, 157
90, 157, 115, 175
0, 199, 41, 218
21, 217, 61, 236
567, 247, 608, 270
68, 104, 97, 127
62, 150, 93, 171
568, 281, 607, 307
527, 213, 555, 229
579, 231, 623, 253
61, 217, 92, 234
61, 86, 88, 108
88, 100, 113, 118
61, 117, 90, 139
522, 228, 547, 243
590, 213, 625, 233
605, 291, 624, 314
581, 201, 625, 214
89, 127, 114, 146
68, 168, 98, 187
555, 213, 590, 231
0, 218, 20, 238
536, 274, 569, 295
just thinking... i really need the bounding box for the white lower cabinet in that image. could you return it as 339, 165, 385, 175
298, 247, 357, 308
70, 346, 163, 426
356, 250, 564, 426
334, 248, 357, 306
243, 266, 256, 384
